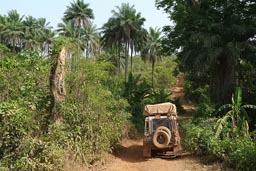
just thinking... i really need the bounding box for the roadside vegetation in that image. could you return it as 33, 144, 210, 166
156, 0, 256, 170
0, 0, 256, 170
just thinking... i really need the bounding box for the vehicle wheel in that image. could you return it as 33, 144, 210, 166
153, 128, 171, 148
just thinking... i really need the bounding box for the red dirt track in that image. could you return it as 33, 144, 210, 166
102, 74, 219, 171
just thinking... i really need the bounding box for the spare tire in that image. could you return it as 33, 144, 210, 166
153, 126, 171, 148
156, 126, 172, 137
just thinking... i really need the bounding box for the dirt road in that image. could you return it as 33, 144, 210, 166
102, 74, 219, 171
170, 73, 194, 111
104, 138, 219, 171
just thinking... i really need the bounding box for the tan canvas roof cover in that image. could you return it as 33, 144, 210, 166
143, 102, 177, 116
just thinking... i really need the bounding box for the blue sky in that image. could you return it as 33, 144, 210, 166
0, 0, 171, 29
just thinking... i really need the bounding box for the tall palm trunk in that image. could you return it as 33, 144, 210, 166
130, 41, 134, 73
125, 41, 129, 82
118, 41, 121, 74
12, 39, 16, 52
78, 20, 81, 41
86, 41, 89, 58
152, 59, 155, 89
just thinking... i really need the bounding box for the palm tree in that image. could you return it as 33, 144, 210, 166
63, 0, 94, 39
23, 16, 39, 50
101, 17, 123, 73
0, 11, 53, 53
41, 28, 55, 57
37, 18, 53, 41
23, 16, 54, 53
111, 3, 136, 81
38, 19, 55, 56
1, 10, 24, 52
57, 20, 79, 38
142, 27, 163, 89
129, 12, 146, 73
134, 28, 147, 56
102, 3, 145, 81
215, 87, 256, 138
0, 15, 8, 44
81, 23, 100, 58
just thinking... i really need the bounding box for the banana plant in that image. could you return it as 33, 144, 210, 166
215, 87, 256, 138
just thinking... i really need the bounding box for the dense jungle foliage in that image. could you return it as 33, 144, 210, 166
0, 0, 256, 170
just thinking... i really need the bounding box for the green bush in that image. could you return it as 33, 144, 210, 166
209, 137, 256, 171
122, 73, 151, 131
0, 100, 37, 159
144, 88, 169, 104
183, 120, 215, 155
0, 43, 11, 58
184, 84, 210, 104
0, 51, 50, 104
133, 56, 177, 90
228, 139, 256, 171
0, 100, 63, 171
183, 119, 256, 171
12, 137, 63, 171
0, 53, 65, 170
194, 103, 215, 118
154, 65, 176, 89
58, 99, 130, 163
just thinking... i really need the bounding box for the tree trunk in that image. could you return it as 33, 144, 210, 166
49, 47, 66, 123
125, 42, 129, 82
210, 56, 236, 104
152, 60, 155, 89
118, 41, 121, 74
130, 42, 134, 73
86, 42, 89, 58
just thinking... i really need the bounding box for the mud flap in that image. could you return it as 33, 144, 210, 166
173, 143, 182, 156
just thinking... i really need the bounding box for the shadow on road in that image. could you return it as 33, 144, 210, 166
112, 138, 192, 164
112, 141, 147, 163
